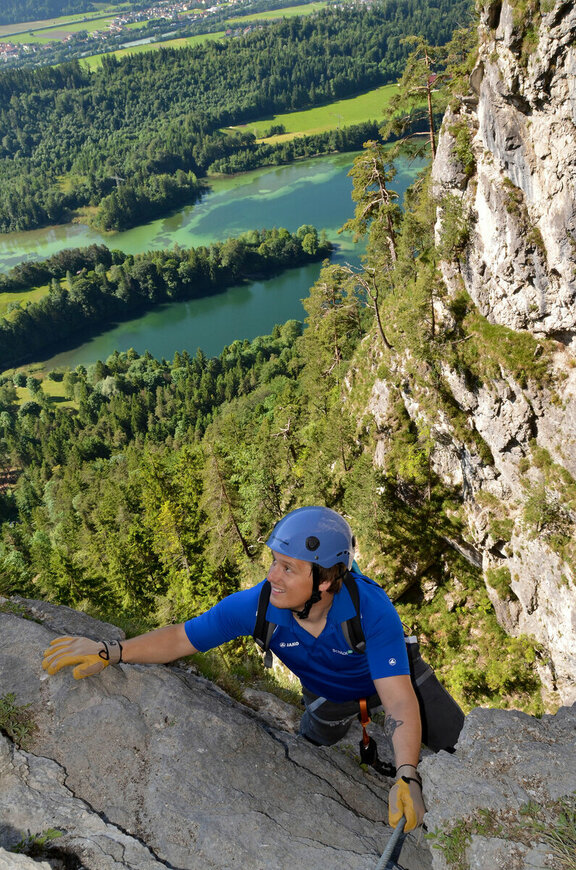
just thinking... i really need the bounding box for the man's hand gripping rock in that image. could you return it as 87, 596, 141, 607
43, 636, 123, 679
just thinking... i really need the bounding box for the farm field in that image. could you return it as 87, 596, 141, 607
229, 84, 397, 141
0, 4, 129, 39
227, 2, 328, 23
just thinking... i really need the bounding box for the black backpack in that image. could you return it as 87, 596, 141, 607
253, 571, 465, 754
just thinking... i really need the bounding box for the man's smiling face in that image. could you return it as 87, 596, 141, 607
267, 550, 316, 611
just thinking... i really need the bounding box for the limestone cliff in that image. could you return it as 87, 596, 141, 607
370, 0, 576, 707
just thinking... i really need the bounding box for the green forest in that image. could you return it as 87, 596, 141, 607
0, 0, 553, 716
0, 0, 472, 232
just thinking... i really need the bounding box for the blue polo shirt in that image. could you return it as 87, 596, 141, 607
184, 571, 409, 703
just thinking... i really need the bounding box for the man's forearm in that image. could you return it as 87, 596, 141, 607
388, 696, 422, 771
375, 675, 426, 829
121, 623, 198, 664
42, 623, 198, 681
374, 675, 422, 770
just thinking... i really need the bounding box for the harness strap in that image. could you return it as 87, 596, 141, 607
254, 581, 276, 668
359, 698, 371, 748
358, 697, 396, 778
341, 571, 366, 652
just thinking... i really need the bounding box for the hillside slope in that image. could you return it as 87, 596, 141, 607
367, 0, 576, 707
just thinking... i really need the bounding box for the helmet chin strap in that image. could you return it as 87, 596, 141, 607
292, 564, 348, 620
293, 564, 322, 620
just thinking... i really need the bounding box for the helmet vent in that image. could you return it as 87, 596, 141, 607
305, 535, 320, 551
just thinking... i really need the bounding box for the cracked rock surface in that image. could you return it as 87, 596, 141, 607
422, 705, 576, 870
0, 603, 431, 870
397, 0, 576, 706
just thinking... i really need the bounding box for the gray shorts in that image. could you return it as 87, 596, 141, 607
299, 688, 382, 746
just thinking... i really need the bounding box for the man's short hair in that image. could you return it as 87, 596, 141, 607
317, 561, 348, 594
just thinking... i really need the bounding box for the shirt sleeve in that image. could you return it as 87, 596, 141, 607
361, 586, 410, 680
184, 582, 264, 652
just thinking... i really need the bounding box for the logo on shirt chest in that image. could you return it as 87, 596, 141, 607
279, 641, 300, 648
332, 648, 354, 656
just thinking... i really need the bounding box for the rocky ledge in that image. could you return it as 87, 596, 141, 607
1, 600, 575, 870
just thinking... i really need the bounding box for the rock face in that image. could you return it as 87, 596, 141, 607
0, 734, 163, 870
422, 704, 576, 870
0, 601, 430, 870
1, 601, 574, 870
373, 0, 576, 706
435, 0, 576, 337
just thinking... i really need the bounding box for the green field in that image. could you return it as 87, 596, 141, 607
13, 378, 76, 408
0, 287, 47, 319
227, 2, 328, 23
229, 84, 397, 141
5, 31, 58, 44
83, 30, 229, 68
0, 5, 129, 39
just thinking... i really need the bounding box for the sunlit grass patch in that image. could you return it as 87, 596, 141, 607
85, 30, 227, 67
229, 84, 396, 141
226, 2, 329, 24
14, 377, 76, 410
0, 287, 48, 320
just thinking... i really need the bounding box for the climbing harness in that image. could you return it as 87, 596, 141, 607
253, 569, 465, 755
375, 818, 406, 870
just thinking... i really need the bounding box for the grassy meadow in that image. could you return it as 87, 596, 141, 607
0, 286, 48, 319
227, 2, 328, 23
0, 1, 329, 57
83, 30, 228, 67
14, 377, 76, 409
229, 84, 397, 141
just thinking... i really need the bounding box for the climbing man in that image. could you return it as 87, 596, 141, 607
43, 505, 429, 868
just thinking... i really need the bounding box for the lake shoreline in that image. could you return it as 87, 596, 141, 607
1, 152, 422, 372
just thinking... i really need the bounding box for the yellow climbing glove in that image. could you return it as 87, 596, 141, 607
42, 636, 123, 680
388, 775, 426, 832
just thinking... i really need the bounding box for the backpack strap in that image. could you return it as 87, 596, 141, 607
253, 581, 276, 668
341, 571, 366, 653
254, 572, 367, 666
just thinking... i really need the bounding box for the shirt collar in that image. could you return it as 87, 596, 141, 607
266, 582, 356, 626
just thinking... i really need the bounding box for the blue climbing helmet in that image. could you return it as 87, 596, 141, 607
266, 506, 355, 569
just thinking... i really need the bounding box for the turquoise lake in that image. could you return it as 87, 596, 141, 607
0, 152, 422, 365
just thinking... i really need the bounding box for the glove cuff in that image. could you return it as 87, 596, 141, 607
401, 775, 423, 789
98, 640, 123, 665
395, 763, 421, 781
